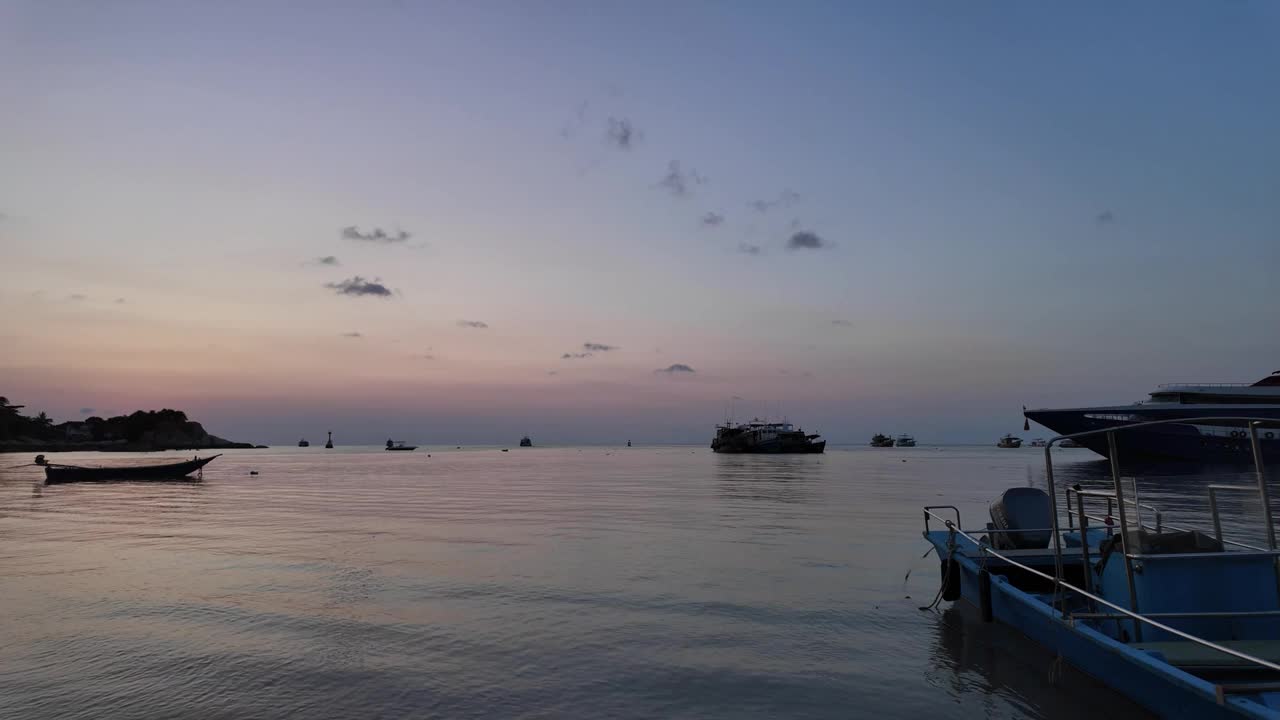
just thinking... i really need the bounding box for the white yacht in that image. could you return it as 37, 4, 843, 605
1024, 371, 1280, 462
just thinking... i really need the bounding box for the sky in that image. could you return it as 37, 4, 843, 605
2, 1, 1278, 445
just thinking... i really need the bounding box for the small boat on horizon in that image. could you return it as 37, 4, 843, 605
519, 436, 532, 447
385, 440, 417, 451
895, 434, 916, 447
870, 433, 895, 448
40, 454, 221, 484
298, 438, 309, 447
1029, 438, 1047, 447
997, 434, 1022, 448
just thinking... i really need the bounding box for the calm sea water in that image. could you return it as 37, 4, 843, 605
0, 445, 1268, 719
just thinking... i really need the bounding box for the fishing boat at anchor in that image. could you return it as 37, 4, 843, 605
40, 454, 221, 484
922, 417, 1280, 719
385, 440, 417, 451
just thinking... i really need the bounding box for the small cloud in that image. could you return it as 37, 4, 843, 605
312, 255, 340, 266
1095, 210, 1116, 226
701, 211, 725, 228
79, 407, 95, 415
605, 117, 640, 149
115, 297, 126, 304
787, 231, 825, 250
656, 363, 695, 374
341, 226, 411, 244
582, 342, 617, 352
562, 352, 594, 359
831, 319, 853, 327
341, 331, 363, 338
325, 276, 394, 298
69, 293, 87, 301
457, 320, 489, 329
737, 243, 761, 255
655, 161, 706, 197
749, 190, 801, 213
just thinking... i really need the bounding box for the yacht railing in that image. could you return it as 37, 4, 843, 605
921, 506, 1280, 680
1045, 417, 1280, 633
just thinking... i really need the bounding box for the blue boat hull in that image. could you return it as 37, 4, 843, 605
927, 532, 1280, 719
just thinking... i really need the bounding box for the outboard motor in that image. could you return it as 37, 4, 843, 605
988, 487, 1052, 550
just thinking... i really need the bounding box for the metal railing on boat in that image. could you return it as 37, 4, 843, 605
922, 506, 1280, 698
925, 416, 1280, 701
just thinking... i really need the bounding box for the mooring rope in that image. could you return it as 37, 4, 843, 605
919, 527, 957, 612
0, 462, 39, 470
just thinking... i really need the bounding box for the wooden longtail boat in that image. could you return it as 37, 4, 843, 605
42, 454, 221, 484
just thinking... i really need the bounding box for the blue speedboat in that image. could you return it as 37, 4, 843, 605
923, 417, 1280, 719
1025, 372, 1280, 463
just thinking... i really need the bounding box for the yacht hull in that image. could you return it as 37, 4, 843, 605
1025, 409, 1280, 464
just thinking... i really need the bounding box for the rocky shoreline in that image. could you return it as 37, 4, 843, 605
1, 400, 264, 454
0, 438, 265, 453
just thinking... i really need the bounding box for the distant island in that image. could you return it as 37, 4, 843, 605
0, 396, 263, 453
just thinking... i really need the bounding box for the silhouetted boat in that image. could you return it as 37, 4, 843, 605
298, 438, 309, 447
712, 421, 825, 453
1025, 371, 1280, 462
42, 454, 220, 484
895, 434, 917, 447
520, 436, 532, 447
997, 434, 1023, 448
870, 433, 895, 448
385, 440, 417, 451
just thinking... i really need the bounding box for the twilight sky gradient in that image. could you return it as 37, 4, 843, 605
2, 2, 1278, 444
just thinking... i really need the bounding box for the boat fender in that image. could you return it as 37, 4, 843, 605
941, 558, 961, 602
34, 454, 46, 466
978, 568, 993, 622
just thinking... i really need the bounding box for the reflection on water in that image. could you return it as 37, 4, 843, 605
929, 604, 1153, 719
0, 445, 1246, 719
714, 454, 822, 504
